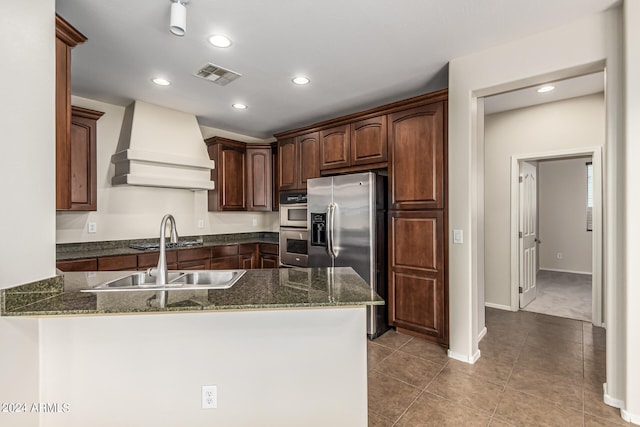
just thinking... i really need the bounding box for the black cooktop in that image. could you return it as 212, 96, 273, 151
128, 240, 204, 251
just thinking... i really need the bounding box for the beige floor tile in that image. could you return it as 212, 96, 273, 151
507, 366, 583, 410
584, 413, 631, 426
374, 350, 443, 389
367, 370, 421, 421
535, 313, 584, 330
426, 366, 504, 414
398, 337, 449, 365
584, 329, 606, 350
394, 392, 491, 427
584, 389, 629, 425
527, 323, 584, 344
446, 357, 513, 387
494, 388, 583, 427
584, 343, 606, 365
488, 418, 518, 427
368, 410, 395, 427
516, 347, 583, 383
584, 360, 606, 393
368, 341, 394, 371
479, 342, 521, 367
373, 329, 412, 350
524, 332, 584, 357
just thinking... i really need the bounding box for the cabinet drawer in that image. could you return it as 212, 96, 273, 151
137, 251, 177, 269
98, 254, 137, 271
56, 258, 97, 272
177, 247, 211, 262
211, 245, 238, 258
211, 255, 240, 270
259, 243, 279, 255
178, 259, 211, 270
238, 243, 256, 254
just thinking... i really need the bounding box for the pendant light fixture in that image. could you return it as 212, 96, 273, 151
170, 1, 188, 36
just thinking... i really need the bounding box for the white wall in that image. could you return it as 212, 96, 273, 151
39, 308, 367, 427
483, 94, 603, 306
56, 97, 278, 244
448, 6, 627, 411
538, 157, 593, 274
0, 1, 54, 425
623, 1, 640, 423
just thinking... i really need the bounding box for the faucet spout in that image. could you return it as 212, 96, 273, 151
157, 214, 178, 286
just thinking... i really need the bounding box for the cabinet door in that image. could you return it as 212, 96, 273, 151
221, 145, 246, 210
260, 254, 279, 269
211, 256, 240, 270
246, 147, 273, 211
320, 125, 350, 170
69, 107, 103, 211
297, 132, 320, 189
137, 251, 177, 270
178, 259, 211, 270
388, 102, 444, 210
351, 116, 387, 167
388, 210, 447, 344
278, 137, 297, 191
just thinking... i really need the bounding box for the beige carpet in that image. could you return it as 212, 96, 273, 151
521, 269, 592, 322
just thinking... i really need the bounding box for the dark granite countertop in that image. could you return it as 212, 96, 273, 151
0, 267, 383, 317
57, 232, 279, 261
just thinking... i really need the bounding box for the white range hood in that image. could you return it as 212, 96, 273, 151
111, 101, 215, 190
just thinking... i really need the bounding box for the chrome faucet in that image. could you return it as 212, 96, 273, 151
156, 214, 178, 286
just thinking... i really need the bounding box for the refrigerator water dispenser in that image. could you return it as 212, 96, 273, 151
310, 213, 327, 247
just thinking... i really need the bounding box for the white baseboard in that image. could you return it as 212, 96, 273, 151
478, 326, 487, 342
620, 409, 640, 424
603, 383, 625, 408
539, 268, 592, 275
485, 302, 513, 311
448, 349, 481, 364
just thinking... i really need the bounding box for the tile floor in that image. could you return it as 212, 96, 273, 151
368, 308, 628, 426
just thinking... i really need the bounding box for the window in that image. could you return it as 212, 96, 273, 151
587, 162, 593, 231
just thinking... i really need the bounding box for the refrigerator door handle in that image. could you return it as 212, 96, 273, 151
327, 203, 337, 259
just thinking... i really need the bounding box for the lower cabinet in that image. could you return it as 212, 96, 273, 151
388, 210, 447, 345
56, 258, 97, 272
137, 251, 177, 271
177, 248, 211, 270
238, 243, 257, 269
211, 245, 240, 270
259, 243, 279, 268
98, 254, 137, 271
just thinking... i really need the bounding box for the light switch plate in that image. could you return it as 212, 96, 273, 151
88, 222, 97, 234
453, 229, 463, 244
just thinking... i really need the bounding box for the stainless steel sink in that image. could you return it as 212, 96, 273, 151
81, 270, 246, 292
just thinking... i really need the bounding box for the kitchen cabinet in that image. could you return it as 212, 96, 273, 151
98, 255, 138, 271
55, 14, 87, 210
66, 106, 104, 211
388, 102, 445, 210
137, 251, 177, 271
246, 145, 273, 211
319, 117, 388, 173
238, 243, 257, 269
211, 245, 240, 270
177, 247, 211, 270
388, 210, 447, 343
56, 258, 97, 272
206, 137, 246, 211
277, 132, 320, 191
259, 243, 279, 268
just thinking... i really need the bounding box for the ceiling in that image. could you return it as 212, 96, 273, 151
56, 0, 617, 139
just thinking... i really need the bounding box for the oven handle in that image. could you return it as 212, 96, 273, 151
327, 203, 337, 259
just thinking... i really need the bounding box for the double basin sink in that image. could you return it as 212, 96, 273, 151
81, 270, 246, 293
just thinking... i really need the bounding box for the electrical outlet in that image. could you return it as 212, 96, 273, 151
197, 219, 205, 229
88, 222, 97, 234
252, 218, 258, 227
201, 385, 217, 409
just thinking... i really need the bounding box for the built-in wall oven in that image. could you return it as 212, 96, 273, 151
279, 192, 308, 267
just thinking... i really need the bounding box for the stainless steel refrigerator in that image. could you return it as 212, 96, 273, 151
307, 172, 388, 339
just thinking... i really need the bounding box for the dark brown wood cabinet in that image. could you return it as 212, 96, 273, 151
137, 251, 177, 271
246, 145, 273, 211
177, 248, 211, 270
320, 125, 350, 171
389, 211, 447, 342
277, 132, 320, 191
56, 14, 87, 210
388, 102, 445, 210
98, 255, 138, 271
206, 137, 247, 211
259, 243, 279, 268
56, 258, 97, 272
211, 245, 240, 270
351, 116, 388, 167
67, 106, 103, 211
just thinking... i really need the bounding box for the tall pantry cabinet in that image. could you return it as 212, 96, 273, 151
387, 93, 448, 346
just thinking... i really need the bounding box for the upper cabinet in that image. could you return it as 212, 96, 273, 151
206, 137, 276, 212
206, 137, 247, 211
68, 106, 104, 210
277, 132, 320, 191
320, 117, 388, 172
388, 102, 445, 210
55, 14, 87, 210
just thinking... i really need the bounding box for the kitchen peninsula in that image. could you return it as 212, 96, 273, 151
1, 267, 381, 427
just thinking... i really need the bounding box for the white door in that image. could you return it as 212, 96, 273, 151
519, 161, 537, 308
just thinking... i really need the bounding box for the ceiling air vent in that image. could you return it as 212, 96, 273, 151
194, 63, 241, 86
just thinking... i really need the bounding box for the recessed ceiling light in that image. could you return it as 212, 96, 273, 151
292, 76, 310, 85
537, 85, 555, 93
232, 103, 248, 110
151, 77, 171, 86
209, 34, 232, 48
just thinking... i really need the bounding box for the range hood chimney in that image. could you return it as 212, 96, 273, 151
111, 101, 214, 190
